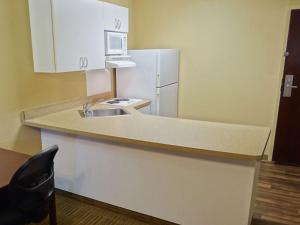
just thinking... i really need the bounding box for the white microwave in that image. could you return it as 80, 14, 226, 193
105, 31, 128, 56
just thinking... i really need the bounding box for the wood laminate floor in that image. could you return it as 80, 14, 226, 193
252, 162, 300, 225
36, 194, 149, 225
34, 162, 300, 225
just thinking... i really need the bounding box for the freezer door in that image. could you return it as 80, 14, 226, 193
157, 49, 179, 87
156, 83, 178, 117
116, 50, 157, 101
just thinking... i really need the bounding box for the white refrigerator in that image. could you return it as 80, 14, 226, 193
116, 49, 179, 117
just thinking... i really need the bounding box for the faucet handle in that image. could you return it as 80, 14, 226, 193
83, 103, 88, 110
83, 102, 92, 111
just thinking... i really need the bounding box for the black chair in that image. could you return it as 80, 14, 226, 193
0, 145, 59, 225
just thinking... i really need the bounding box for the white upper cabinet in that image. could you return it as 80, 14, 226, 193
103, 2, 129, 33
28, 0, 105, 73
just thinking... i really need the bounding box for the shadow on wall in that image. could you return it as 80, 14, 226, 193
15, 125, 42, 155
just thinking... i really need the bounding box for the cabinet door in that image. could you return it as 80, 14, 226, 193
103, 2, 128, 33
52, 0, 105, 72
82, 0, 105, 71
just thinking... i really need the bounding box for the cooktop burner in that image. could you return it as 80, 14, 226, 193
107, 100, 120, 104
107, 99, 130, 104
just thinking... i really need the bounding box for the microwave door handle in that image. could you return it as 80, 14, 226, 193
121, 38, 123, 53
123, 36, 127, 53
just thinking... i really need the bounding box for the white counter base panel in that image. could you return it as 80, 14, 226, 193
42, 129, 258, 225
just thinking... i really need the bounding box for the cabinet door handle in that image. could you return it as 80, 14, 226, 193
115, 19, 121, 30
85, 57, 89, 69
79, 57, 83, 69
115, 18, 118, 30
82, 57, 87, 69
117, 19, 120, 30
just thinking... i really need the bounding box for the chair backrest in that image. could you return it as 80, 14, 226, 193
8, 145, 59, 215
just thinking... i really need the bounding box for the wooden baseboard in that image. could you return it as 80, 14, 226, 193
56, 189, 179, 225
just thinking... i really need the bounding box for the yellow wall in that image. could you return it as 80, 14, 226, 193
1, 0, 299, 157
289, 0, 300, 8
133, 0, 293, 156
0, 0, 134, 154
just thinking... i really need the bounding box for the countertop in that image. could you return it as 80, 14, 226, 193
23, 100, 271, 161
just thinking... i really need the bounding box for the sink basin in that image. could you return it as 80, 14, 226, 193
79, 108, 129, 118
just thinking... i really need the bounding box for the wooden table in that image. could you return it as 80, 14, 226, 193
0, 148, 30, 188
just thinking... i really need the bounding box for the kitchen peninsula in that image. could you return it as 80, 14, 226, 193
23, 98, 270, 225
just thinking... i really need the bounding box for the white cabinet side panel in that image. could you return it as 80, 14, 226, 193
41, 130, 256, 225
41, 130, 78, 192
28, 0, 55, 72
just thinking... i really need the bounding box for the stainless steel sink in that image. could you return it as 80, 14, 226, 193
79, 108, 129, 118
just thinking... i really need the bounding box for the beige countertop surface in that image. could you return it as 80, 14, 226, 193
23, 100, 271, 161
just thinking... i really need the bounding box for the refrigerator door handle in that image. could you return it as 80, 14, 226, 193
156, 74, 160, 88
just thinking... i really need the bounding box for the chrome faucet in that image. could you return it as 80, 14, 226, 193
83, 103, 93, 117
